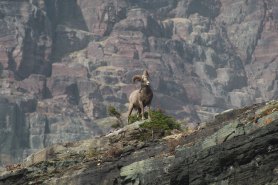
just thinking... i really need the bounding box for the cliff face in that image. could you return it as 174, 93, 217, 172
0, 0, 278, 165
1, 100, 278, 185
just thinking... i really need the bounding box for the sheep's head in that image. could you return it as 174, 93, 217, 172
132, 70, 150, 86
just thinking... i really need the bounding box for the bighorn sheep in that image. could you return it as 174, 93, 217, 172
127, 70, 153, 123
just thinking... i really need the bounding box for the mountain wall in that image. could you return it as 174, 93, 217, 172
0, 0, 277, 165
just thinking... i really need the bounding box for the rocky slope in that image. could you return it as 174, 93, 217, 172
0, 0, 278, 165
1, 100, 278, 184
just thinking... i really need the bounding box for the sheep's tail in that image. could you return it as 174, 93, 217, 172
132, 75, 142, 83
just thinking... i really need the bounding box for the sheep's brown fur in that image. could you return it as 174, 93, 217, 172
127, 70, 153, 123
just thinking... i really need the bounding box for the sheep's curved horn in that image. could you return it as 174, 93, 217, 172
132, 75, 143, 83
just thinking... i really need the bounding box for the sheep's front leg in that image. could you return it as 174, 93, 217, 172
139, 101, 145, 120
147, 105, 151, 120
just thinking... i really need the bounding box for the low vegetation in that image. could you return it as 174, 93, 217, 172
107, 105, 123, 128
128, 112, 148, 124
257, 101, 278, 118
109, 105, 181, 140
139, 109, 181, 140
107, 105, 121, 119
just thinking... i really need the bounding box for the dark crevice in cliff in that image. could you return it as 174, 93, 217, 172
17, 29, 37, 80
187, 0, 221, 18
215, 23, 240, 59
12, 2, 53, 80
44, 0, 90, 63
44, 0, 89, 31
0, 103, 29, 165
65, 83, 80, 105
101, 2, 128, 36
246, 0, 268, 64
6, 47, 16, 74
43, 117, 50, 148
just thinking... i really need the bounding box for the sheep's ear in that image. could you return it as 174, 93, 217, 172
132, 75, 142, 83
143, 70, 149, 77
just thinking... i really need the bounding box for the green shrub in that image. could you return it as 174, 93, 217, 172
111, 122, 121, 129
128, 114, 141, 124
107, 105, 121, 119
107, 105, 123, 127
139, 109, 180, 140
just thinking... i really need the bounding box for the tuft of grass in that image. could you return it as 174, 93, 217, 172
86, 146, 101, 159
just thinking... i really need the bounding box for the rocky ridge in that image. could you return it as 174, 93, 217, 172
1, 100, 278, 184
0, 0, 278, 165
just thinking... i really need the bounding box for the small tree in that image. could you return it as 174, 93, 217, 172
140, 109, 180, 140
107, 105, 123, 127
108, 105, 121, 118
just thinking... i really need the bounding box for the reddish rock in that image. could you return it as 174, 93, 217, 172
51, 63, 88, 78
87, 42, 104, 59
46, 76, 77, 98
17, 74, 47, 99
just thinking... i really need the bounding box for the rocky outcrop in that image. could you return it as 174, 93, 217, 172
0, 0, 278, 165
1, 100, 278, 184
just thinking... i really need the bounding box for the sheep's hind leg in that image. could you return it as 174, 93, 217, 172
127, 104, 133, 124
137, 108, 142, 119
